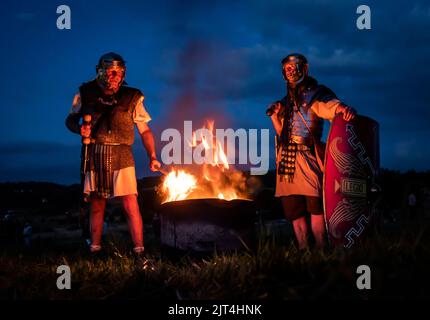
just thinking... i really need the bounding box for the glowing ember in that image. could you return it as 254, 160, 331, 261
219, 190, 238, 200
162, 170, 197, 203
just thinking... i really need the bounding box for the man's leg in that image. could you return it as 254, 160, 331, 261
281, 196, 309, 249
291, 217, 309, 249
90, 195, 106, 252
121, 194, 144, 252
307, 196, 326, 249
310, 214, 326, 248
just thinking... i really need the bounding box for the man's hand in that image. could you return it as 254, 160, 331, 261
336, 104, 357, 121
137, 122, 160, 171
80, 124, 91, 138
268, 101, 283, 136
149, 158, 161, 172
269, 101, 282, 117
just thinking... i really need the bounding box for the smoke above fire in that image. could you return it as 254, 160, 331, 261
155, 41, 259, 202
157, 40, 247, 131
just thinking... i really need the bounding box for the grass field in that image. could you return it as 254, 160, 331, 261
1, 214, 429, 300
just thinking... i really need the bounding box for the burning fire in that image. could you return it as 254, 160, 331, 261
161, 170, 197, 202
161, 120, 246, 203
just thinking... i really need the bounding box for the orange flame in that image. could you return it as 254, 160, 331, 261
162, 170, 197, 203
161, 121, 247, 203
198, 120, 229, 170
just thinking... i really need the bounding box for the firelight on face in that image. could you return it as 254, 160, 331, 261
96, 65, 125, 93
105, 66, 125, 89
283, 62, 303, 83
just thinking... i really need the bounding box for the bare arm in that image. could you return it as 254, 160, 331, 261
269, 102, 283, 136
137, 122, 156, 159
136, 121, 160, 171
270, 115, 282, 136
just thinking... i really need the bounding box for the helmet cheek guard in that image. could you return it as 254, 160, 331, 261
96, 52, 127, 90
281, 53, 308, 82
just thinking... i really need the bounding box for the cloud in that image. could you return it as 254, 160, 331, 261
2, 0, 430, 180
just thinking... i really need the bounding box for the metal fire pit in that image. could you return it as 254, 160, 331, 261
159, 198, 256, 255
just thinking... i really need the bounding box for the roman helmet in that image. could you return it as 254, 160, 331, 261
281, 53, 308, 85
96, 52, 126, 93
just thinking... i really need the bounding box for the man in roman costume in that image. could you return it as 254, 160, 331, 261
268, 53, 356, 249
66, 52, 160, 255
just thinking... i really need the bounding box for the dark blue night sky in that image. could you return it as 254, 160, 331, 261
1, 0, 429, 184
